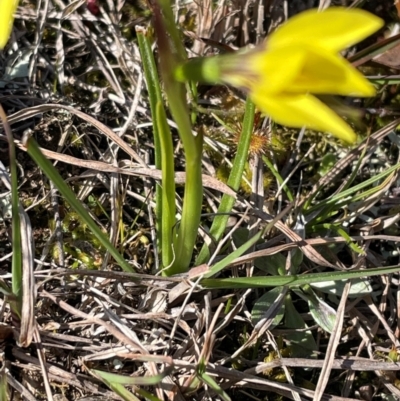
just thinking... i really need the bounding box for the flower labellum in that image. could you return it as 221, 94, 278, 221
176, 8, 384, 143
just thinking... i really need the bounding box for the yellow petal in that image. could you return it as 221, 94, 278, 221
287, 45, 375, 96
0, 0, 18, 49
251, 91, 357, 143
268, 7, 383, 53
244, 46, 305, 93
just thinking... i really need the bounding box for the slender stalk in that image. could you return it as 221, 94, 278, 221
136, 29, 163, 239
0, 105, 22, 312
155, 102, 177, 267
196, 99, 255, 264
137, 29, 176, 268
151, 0, 203, 275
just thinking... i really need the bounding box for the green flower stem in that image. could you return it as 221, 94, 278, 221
175, 56, 222, 84
196, 99, 255, 265
155, 102, 177, 268
151, 0, 203, 275
137, 28, 176, 268
136, 29, 163, 235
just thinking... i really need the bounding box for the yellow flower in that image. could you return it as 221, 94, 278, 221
176, 8, 383, 143
0, 0, 19, 49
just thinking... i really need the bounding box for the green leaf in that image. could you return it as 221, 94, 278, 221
197, 372, 231, 401
136, 28, 164, 257
196, 98, 255, 264
22, 136, 135, 274
293, 287, 336, 333
91, 369, 169, 386
232, 228, 250, 248
201, 265, 400, 289
0, 366, 8, 401
251, 287, 285, 327
255, 252, 286, 276
284, 294, 317, 357
310, 279, 372, 297
203, 229, 264, 278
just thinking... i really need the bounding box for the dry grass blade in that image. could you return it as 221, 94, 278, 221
247, 357, 400, 372
33, 328, 54, 401
18, 209, 35, 347
12, 348, 120, 399
229, 234, 400, 266
41, 290, 149, 353
6, 372, 36, 401
300, 119, 400, 205
313, 281, 351, 401
10, 142, 237, 197
4, 104, 147, 166
0, 107, 35, 348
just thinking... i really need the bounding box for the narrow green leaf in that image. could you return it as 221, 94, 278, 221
135, 388, 163, 401
263, 155, 294, 202
284, 294, 317, 357
310, 279, 372, 297
293, 287, 336, 333
150, 0, 204, 275
22, 136, 135, 274
251, 287, 286, 327
91, 369, 169, 385
196, 98, 255, 265
155, 101, 176, 268
137, 28, 164, 249
107, 383, 140, 401
306, 162, 400, 214
0, 366, 8, 401
201, 264, 400, 289
197, 372, 232, 401
203, 229, 264, 278
311, 223, 364, 255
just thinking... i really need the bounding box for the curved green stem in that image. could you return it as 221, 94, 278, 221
151, 0, 203, 275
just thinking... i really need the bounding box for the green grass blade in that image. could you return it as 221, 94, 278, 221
196, 98, 255, 264
197, 372, 231, 401
135, 389, 163, 401
169, 129, 203, 274
155, 101, 176, 268
306, 162, 400, 214
0, 367, 8, 401
263, 155, 294, 202
370, 77, 400, 85
203, 229, 264, 278
137, 28, 165, 255
309, 223, 364, 254
91, 369, 169, 385
91, 368, 169, 400
0, 106, 22, 312
22, 135, 135, 274
105, 384, 140, 401
201, 264, 400, 289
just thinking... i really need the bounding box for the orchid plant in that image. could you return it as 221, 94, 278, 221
176, 8, 383, 143
1, 2, 384, 277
